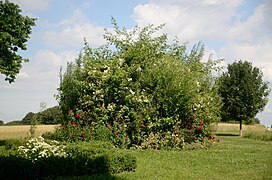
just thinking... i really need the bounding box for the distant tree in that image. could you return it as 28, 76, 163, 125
21, 112, 35, 125
218, 60, 270, 136
36, 106, 63, 124
0, 120, 3, 125
0, 0, 36, 83
5, 120, 22, 126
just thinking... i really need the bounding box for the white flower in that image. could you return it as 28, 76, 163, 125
129, 89, 135, 95
128, 78, 132, 81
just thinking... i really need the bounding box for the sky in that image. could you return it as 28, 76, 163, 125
1, 0, 272, 127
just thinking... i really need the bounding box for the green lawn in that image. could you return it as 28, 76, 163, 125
113, 136, 272, 180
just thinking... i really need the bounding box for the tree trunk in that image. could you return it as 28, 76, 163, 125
239, 119, 242, 137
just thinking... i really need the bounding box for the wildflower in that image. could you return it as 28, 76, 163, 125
199, 120, 203, 125
125, 137, 129, 141
76, 113, 81, 118
81, 131, 85, 136
115, 131, 119, 135
73, 123, 77, 127
197, 126, 202, 131
212, 129, 215, 133
129, 89, 135, 95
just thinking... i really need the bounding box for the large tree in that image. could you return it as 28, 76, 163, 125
218, 60, 270, 136
0, 0, 36, 83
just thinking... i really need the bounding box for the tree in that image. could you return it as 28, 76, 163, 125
218, 60, 270, 136
0, 120, 3, 125
0, 0, 36, 83
21, 112, 35, 125
36, 106, 63, 125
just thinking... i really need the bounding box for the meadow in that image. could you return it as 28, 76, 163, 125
0, 123, 271, 179
0, 125, 57, 140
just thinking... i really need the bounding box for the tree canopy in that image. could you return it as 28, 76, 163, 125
0, 0, 36, 83
218, 60, 270, 134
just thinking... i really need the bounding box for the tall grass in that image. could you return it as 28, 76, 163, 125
0, 125, 56, 140
215, 123, 272, 141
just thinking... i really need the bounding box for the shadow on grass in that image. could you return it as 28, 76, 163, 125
216, 133, 240, 137
0, 140, 6, 146
56, 175, 127, 180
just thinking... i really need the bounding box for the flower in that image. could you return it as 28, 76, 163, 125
125, 137, 129, 141
73, 123, 77, 127
81, 131, 85, 135
76, 113, 81, 118
115, 131, 119, 135
197, 126, 202, 131
217, 139, 220, 142
199, 120, 203, 125
67, 108, 71, 115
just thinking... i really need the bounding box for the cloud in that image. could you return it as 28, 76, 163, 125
133, 0, 244, 42
133, 0, 272, 79
10, 0, 51, 11
42, 9, 105, 48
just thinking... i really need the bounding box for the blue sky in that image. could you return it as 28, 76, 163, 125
1, 0, 272, 127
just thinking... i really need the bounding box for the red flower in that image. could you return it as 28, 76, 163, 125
212, 129, 215, 133
67, 108, 71, 115
217, 139, 220, 142
199, 120, 203, 125
115, 131, 119, 135
81, 131, 85, 135
197, 126, 202, 131
76, 113, 81, 118
125, 137, 129, 141
73, 123, 77, 127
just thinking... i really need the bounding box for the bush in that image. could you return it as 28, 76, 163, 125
0, 139, 136, 179
56, 19, 222, 148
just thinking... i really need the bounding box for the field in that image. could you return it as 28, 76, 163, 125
0, 123, 271, 179
0, 125, 57, 140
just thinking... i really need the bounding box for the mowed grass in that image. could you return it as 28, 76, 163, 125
0, 124, 271, 179
0, 125, 56, 140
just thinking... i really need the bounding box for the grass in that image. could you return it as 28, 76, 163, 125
114, 136, 272, 180
0, 125, 56, 140
0, 123, 271, 179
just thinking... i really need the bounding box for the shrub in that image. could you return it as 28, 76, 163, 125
0, 138, 136, 179
56, 19, 222, 148
17, 136, 67, 162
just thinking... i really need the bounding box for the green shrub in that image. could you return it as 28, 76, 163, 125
56, 19, 222, 148
0, 143, 136, 179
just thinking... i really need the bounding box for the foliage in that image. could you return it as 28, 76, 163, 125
0, 139, 137, 179
4, 120, 22, 125
17, 136, 67, 162
36, 106, 63, 124
218, 60, 270, 123
21, 106, 63, 125
56, 19, 222, 148
21, 112, 35, 125
0, 0, 36, 83
0, 120, 3, 125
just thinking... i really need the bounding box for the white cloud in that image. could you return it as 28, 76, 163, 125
10, 0, 51, 11
43, 9, 105, 48
133, 0, 244, 41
